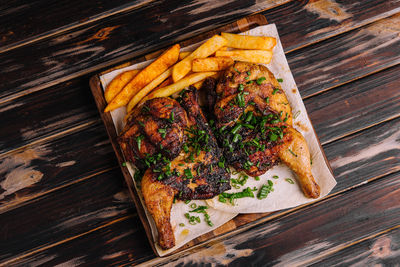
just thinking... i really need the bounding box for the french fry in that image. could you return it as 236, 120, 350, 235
192, 57, 234, 72
104, 44, 180, 112
179, 51, 191, 60
215, 50, 273, 64
172, 35, 227, 82
221, 32, 276, 50
193, 80, 204, 89
126, 68, 172, 112
105, 69, 140, 103
142, 72, 217, 103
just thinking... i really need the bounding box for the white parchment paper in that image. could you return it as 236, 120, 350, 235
99, 24, 336, 255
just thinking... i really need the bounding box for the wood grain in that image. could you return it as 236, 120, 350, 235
0, 168, 134, 264
144, 171, 400, 266
0, 77, 99, 155
0, 122, 118, 213
265, 0, 400, 52
325, 117, 400, 193
0, 0, 150, 51
310, 227, 400, 266
0, 0, 397, 105
306, 64, 400, 144
6, 215, 155, 266
288, 13, 400, 98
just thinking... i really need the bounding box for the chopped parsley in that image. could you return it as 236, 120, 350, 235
285, 178, 295, 184
257, 180, 274, 199
256, 77, 266, 85
288, 148, 297, 157
136, 135, 144, 150
218, 187, 256, 205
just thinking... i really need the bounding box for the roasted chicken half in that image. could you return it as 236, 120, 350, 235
211, 61, 320, 199
118, 87, 230, 249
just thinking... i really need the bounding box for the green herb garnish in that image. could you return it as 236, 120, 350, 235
288, 149, 297, 157
285, 178, 295, 184
218, 187, 255, 205
272, 88, 280, 95
256, 77, 266, 85
257, 180, 274, 199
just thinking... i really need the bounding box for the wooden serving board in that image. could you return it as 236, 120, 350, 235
89, 13, 332, 256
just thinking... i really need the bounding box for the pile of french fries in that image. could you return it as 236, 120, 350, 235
104, 32, 277, 114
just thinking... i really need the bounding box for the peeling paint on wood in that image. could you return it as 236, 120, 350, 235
306, 0, 351, 22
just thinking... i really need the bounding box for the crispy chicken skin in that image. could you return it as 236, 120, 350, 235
212, 61, 320, 198
119, 87, 230, 249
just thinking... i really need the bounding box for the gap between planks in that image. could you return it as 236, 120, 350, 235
301, 62, 400, 100
0, 166, 118, 215
0, 0, 156, 54
0, 4, 398, 106
0, 119, 99, 160
0, 215, 135, 267
5, 168, 400, 266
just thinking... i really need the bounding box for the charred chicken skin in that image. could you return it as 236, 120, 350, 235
211, 61, 320, 199
118, 87, 230, 249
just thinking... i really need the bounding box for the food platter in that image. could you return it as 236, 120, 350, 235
89, 14, 336, 256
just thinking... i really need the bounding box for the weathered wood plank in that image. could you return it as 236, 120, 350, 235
0, 122, 117, 213
0, 77, 99, 155
325, 117, 400, 193
288, 13, 400, 98
306, 64, 400, 144
0, 168, 134, 264
3, 113, 399, 266
310, 227, 400, 266
0, 1, 398, 104
7, 214, 155, 266
143, 171, 400, 266
0, 0, 149, 51
265, 0, 400, 52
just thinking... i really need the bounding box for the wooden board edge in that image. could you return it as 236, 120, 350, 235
88, 75, 159, 256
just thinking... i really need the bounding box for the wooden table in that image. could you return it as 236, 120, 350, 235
1, 1, 399, 266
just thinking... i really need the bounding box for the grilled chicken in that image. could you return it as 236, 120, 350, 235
119, 87, 230, 249
212, 61, 320, 199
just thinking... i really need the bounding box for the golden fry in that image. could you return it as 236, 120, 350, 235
104, 44, 180, 112
221, 32, 276, 50
105, 69, 140, 103
179, 51, 191, 60
126, 68, 172, 112
172, 35, 227, 82
215, 50, 273, 64
142, 72, 217, 103
192, 57, 234, 72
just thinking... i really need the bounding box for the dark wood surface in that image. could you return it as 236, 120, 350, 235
0, 0, 399, 266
